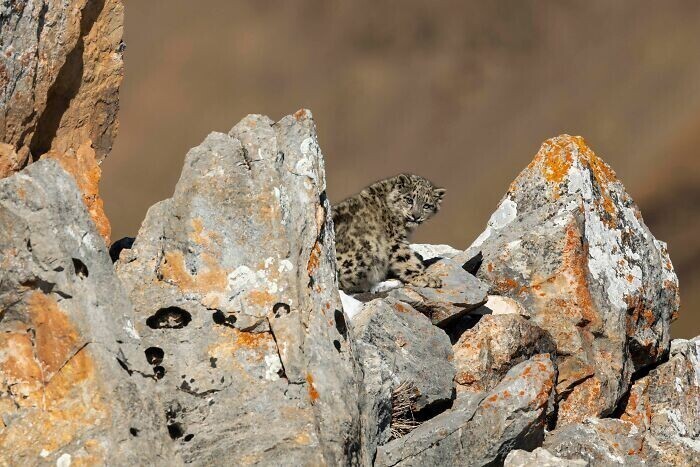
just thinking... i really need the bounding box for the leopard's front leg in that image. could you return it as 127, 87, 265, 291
388, 242, 442, 288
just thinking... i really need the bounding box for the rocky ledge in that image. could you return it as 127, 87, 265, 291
0, 106, 695, 465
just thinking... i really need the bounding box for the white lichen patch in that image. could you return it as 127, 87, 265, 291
123, 319, 140, 339
564, 159, 646, 311
56, 453, 72, 467
264, 353, 283, 381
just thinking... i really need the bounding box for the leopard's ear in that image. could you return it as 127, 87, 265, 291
396, 174, 411, 188
434, 187, 447, 201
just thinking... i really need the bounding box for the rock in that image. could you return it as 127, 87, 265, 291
505, 447, 588, 466
1, 0, 125, 242
0, 160, 177, 464
621, 337, 700, 464
544, 418, 646, 465
109, 236, 135, 262
473, 135, 679, 424
473, 294, 529, 316
453, 314, 556, 394
352, 298, 455, 414
339, 289, 365, 320
351, 297, 453, 465
452, 246, 484, 275
384, 258, 488, 327
376, 354, 556, 466
410, 243, 461, 262
115, 110, 361, 464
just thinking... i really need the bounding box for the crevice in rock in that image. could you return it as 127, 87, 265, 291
607, 353, 669, 419
28, 0, 107, 157
266, 317, 288, 380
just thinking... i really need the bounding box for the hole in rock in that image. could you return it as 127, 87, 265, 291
26, 239, 32, 252
334, 309, 348, 340
167, 423, 184, 440
184, 434, 194, 442
212, 310, 237, 327
333, 340, 341, 352
145, 347, 164, 365
109, 236, 135, 263
153, 366, 166, 380
147, 307, 192, 329
209, 357, 217, 368
273, 303, 290, 318
72, 258, 89, 278
129, 427, 140, 437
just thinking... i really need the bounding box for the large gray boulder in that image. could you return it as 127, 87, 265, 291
0, 160, 177, 465
115, 110, 361, 465
351, 298, 455, 462
472, 135, 679, 424
376, 354, 556, 466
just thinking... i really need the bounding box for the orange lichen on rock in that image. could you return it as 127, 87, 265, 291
0, 292, 111, 459
307, 242, 321, 276
306, 373, 319, 402
42, 143, 111, 243
557, 376, 604, 424
159, 250, 228, 294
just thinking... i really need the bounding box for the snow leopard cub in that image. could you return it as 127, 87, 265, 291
332, 173, 446, 293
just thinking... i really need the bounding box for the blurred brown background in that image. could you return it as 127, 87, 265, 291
103, 0, 699, 338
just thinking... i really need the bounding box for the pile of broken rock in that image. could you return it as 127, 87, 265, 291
0, 110, 697, 466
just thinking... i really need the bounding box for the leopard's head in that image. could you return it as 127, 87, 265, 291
388, 174, 446, 230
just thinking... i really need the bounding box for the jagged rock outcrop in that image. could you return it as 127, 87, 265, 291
538, 337, 700, 465
0, 160, 177, 465
115, 110, 361, 464
471, 135, 680, 424
0, 86, 694, 466
375, 354, 556, 466
453, 313, 556, 394
0, 0, 125, 241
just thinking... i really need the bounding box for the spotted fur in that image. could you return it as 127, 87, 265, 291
332, 174, 446, 293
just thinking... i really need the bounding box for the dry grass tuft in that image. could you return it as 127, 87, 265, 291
390, 381, 420, 439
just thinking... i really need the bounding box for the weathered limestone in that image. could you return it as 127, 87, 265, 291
0, 160, 177, 465
351, 298, 455, 462
376, 354, 556, 466
0, 0, 125, 242
115, 110, 362, 464
453, 314, 556, 394
473, 135, 679, 424
505, 447, 588, 467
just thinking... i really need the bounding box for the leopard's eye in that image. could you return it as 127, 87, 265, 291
404, 196, 413, 205
424, 203, 434, 210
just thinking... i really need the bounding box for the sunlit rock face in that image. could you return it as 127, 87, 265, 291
115, 110, 362, 464
0, 0, 125, 242
0, 160, 177, 465
472, 135, 679, 424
